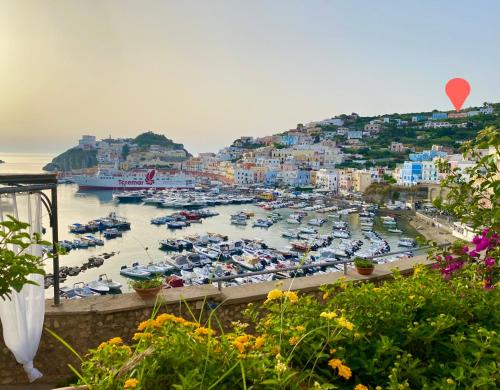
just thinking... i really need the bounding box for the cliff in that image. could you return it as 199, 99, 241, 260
43, 148, 98, 172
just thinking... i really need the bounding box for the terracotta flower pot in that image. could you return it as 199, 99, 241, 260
356, 267, 374, 276
134, 285, 162, 300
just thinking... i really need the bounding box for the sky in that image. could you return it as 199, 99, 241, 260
1, 0, 499, 155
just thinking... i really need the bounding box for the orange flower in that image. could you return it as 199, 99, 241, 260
355, 385, 368, 390
338, 364, 352, 379
284, 291, 299, 303
124, 378, 139, 388
328, 358, 342, 369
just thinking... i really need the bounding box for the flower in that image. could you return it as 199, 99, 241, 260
320, 311, 337, 320
328, 358, 342, 369
97, 341, 107, 350
338, 364, 352, 379
447, 378, 454, 384
295, 325, 305, 332
289, 336, 300, 346
336, 317, 354, 330
233, 341, 245, 354
485, 257, 496, 268
265, 289, 283, 302
322, 292, 330, 300
124, 378, 139, 389
108, 337, 123, 345
284, 290, 298, 303
133, 332, 152, 341
253, 336, 265, 350
194, 327, 215, 336
329, 348, 337, 354
137, 319, 154, 331
355, 385, 368, 390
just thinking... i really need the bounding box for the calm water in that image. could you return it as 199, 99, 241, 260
0, 153, 414, 296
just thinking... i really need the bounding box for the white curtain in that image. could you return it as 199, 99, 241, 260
0, 193, 45, 382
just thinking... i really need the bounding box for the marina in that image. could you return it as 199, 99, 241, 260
41, 183, 420, 298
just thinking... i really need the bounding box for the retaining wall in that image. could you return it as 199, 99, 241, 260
0, 256, 429, 386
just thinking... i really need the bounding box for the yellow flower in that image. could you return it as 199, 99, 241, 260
108, 337, 123, 345
340, 282, 347, 290
447, 378, 454, 384
354, 332, 361, 339
266, 289, 283, 302
284, 290, 299, 303
320, 311, 337, 320
133, 332, 153, 341
194, 327, 215, 336
329, 348, 337, 354
373, 287, 380, 292
233, 341, 245, 354
254, 336, 265, 350
235, 334, 250, 344
376, 387, 383, 390
338, 364, 352, 379
295, 325, 305, 332
413, 264, 423, 276
97, 341, 107, 350
289, 336, 300, 346
322, 292, 330, 300
336, 317, 354, 330
328, 358, 342, 369
137, 319, 154, 331
124, 378, 139, 389
355, 385, 368, 390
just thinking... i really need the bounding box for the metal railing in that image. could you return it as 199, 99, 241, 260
210, 243, 450, 291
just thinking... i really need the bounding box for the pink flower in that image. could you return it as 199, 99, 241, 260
474, 236, 490, 251
469, 251, 480, 258
462, 246, 469, 253
485, 257, 496, 268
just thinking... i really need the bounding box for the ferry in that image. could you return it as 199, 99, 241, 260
73, 168, 196, 190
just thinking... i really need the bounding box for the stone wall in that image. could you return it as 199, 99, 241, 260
0, 256, 429, 386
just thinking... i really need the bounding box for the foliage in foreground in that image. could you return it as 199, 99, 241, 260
73, 265, 499, 389
0, 215, 50, 300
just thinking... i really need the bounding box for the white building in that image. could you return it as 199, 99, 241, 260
479, 106, 494, 115
78, 135, 97, 150
315, 169, 339, 192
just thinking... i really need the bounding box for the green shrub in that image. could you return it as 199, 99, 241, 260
353, 258, 375, 269
72, 265, 499, 389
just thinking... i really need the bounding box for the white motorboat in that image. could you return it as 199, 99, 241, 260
97, 274, 122, 291
87, 280, 110, 294
333, 230, 350, 239
119, 265, 152, 279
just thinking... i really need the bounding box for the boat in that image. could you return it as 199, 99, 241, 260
398, 237, 416, 248
299, 226, 317, 235
282, 229, 299, 239
103, 228, 122, 239
333, 230, 350, 239
388, 228, 403, 234
286, 217, 301, 224
120, 265, 152, 279
73, 168, 196, 190
113, 191, 146, 203
167, 221, 188, 229
87, 280, 110, 294
308, 218, 326, 226
159, 239, 183, 251
232, 254, 264, 271
291, 241, 310, 252
73, 282, 100, 298
97, 274, 122, 291
253, 219, 272, 228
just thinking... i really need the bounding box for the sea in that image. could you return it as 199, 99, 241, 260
0, 152, 415, 297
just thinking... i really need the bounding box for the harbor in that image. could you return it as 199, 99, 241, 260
44, 183, 420, 298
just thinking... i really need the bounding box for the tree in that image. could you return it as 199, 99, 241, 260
121, 144, 130, 161
434, 126, 499, 231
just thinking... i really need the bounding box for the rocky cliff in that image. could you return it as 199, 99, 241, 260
43, 148, 98, 172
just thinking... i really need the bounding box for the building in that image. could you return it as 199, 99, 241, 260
423, 121, 451, 129
315, 169, 338, 192
352, 170, 373, 193
336, 127, 349, 136
412, 115, 427, 122
431, 112, 448, 120
364, 123, 382, 133
347, 130, 363, 139
389, 142, 406, 153
448, 112, 467, 119
78, 135, 97, 150
317, 118, 344, 127
467, 110, 479, 117
479, 105, 494, 115
409, 149, 448, 162
400, 161, 422, 186
421, 160, 439, 183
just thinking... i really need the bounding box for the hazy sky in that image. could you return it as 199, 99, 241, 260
1, 0, 499, 155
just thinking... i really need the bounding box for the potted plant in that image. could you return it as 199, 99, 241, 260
130, 276, 164, 300
354, 257, 375, 276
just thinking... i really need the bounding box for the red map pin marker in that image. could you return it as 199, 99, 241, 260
445, 78, 470, 112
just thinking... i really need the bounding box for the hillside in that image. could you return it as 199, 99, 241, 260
43, 148, 98, 172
